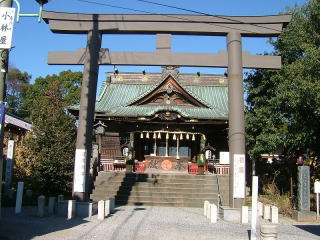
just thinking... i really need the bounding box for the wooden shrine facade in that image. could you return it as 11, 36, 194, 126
70, 67, 229, 172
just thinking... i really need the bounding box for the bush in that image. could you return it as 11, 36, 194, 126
260, 182, 294, 217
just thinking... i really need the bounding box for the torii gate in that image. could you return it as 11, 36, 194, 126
43, 11, 291, 208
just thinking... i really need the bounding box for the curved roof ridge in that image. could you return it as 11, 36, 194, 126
96, 82, 110, 102
125, 72, 216, 108
125, 78, 167, 107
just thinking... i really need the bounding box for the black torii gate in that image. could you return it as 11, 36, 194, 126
43, 11, 291, 208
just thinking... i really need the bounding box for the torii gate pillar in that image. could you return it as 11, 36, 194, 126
73, 28, 102, 201
227, 31, 246, 208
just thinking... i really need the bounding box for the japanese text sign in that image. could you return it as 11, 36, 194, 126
233, 154, 246, 198
0, 7, 15, 49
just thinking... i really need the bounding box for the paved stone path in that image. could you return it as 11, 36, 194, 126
0, 206, 319, 240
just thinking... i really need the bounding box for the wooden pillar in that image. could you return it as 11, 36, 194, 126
176, 138, 180, 159
165, 133, 169, 157
154, 136, 157, 156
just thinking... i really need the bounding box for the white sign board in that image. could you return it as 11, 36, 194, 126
73, 149, 86, 192
7, 139, 15, 159
233, 154, 245, 198
314, 181, 320, 194
219, 152, 229, 164
0, 7, 15, 49
5, 140, 15, 191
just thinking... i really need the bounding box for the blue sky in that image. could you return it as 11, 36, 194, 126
9, 0, 307, 88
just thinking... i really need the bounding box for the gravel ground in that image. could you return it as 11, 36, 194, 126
0, 206, 319, 240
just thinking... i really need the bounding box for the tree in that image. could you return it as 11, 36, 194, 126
245, 0, 320, 191
15, 70, 82, 195
22, 70, 82, 119
5, 67, 31, 118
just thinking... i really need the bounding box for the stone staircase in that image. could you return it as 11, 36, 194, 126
90, 172, 229, 208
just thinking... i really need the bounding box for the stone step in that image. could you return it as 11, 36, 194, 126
91, 171, 225, 208
93, 185, 218, 194
106, 178, 217, 184
96, 172, 124, 179
91, 191, 218, 201
115, 200, 215, 208
91, 191, 218, 199
93, 181, 122, 187
93, 185, 218, 193
96, 181, 217, 188
114, 195, 218, 202
92, 196, 218, 204
97, 172, 216, 180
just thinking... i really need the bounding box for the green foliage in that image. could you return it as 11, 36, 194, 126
245, 1, 320, 199
22, 70, 82, 119
6, 67, 31, 118
24, 79, 78, 196
245, 0, 320, 161
15, 70, 82, 196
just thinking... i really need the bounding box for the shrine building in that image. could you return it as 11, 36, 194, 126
69, 67, 229, 174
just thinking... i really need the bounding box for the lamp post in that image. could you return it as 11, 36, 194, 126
0, 0, 49, 218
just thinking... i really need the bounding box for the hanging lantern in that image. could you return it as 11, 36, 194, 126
146, 132, 149, 139
166, 132, 169, 139
186, 133, 189, 140
180, 134, 183, 140
140, 132, 144, 138
192, 134, 195, 141
158, 132, 161, 139
153, 132, 156, 139
173, 134, 176, 140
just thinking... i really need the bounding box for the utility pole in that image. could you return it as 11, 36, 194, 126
0, 0, 13, 218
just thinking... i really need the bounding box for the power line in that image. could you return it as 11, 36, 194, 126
136, 0, 283, 33
76, 0, 273, 34
78, 0, 152, 14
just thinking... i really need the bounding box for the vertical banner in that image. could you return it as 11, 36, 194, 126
233, 154, 245, 198
4, 140, 15, 192
0, 7, 16, 49
73, 149, 86, 193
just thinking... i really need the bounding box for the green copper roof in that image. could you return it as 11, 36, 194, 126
94, 82, 228, 120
